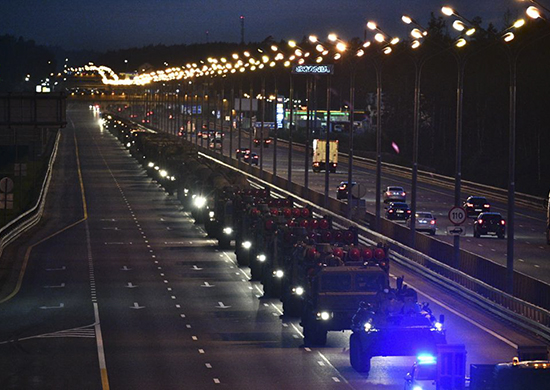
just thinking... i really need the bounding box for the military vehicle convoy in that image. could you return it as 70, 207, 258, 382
103, 111, 406, 352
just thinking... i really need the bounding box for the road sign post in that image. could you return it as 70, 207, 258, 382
448, 206, 466, 226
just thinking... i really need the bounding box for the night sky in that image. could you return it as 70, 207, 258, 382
0, 1, 525, 51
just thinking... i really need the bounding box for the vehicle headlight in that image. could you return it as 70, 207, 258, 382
148, 162, 155, 168
364, 321, 373, 332
184, 188, 189, 195
154, 165, 159, 171
293, 286, 304, 296
317, 311, 331, 321
126, 142, 131, 148
170, 176, 176, 181
193, 196, 206, 208
242, 241, 252, 249
257, 254, 266, 262
223, 227, 233, 235
412, 386, 423, 390
434, 322, 443, 332
208, 211, 215, 218
160, 170, 168, 177
273, 269, 284, 278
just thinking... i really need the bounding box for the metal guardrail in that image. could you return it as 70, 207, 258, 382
275, 137, 545, 211
0, 132, 61, 259
198, 146, 550, 343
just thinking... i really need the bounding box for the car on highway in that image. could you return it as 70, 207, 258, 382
243, 152, 259, 165
404, 355, 437, 390
407, 212, 437, 235
235, 148, 251, 158
473, 212, 506, 238
383, 186, 406, 203
385, 202, 411, 221
209, 138, 222, 150
336, 181, 358, 200
463, 196, 490, 217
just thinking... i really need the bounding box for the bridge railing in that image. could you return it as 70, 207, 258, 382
0, 132, 61, 265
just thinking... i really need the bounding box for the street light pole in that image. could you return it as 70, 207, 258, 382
273, 79, 278, 177
453, 54, 466, 269
324, 74, 332, 209
304, 76, 311, 191
260, 76, 266, 176
288, 74, 294, 187
347, 66, 356, 218
507, 53, 517, 295
375, 63, 382, 232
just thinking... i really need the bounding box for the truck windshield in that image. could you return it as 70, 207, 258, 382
415, 363, 437, 380
356, 273, 386, 292
320, 274, 351, 292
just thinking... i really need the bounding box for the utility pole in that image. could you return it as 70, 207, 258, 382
240, 15, 245, 44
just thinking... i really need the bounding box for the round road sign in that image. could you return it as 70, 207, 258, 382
448, 206, 467, 225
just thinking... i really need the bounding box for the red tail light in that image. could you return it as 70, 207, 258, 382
407, 210, 411, 214
300, 219, 309, 228
333, 231, 343, 242
310, 219, 319, 229
339, 184, 347, 190
270, 208, 279, 216
401, 192, 406, 197
362, 248, 373, 260
349, 248, 361, 261
478, 219, 483, 225
501, 220, 506, 225
484, 204, 490, 208
374, 248, 385, 261
306, 248, 317, 260
389, 209, 394, 213
321, 231, 332, 242
283, 208, 292, 218
430, 220, 436, 225
292, 208, 301, 217
344, 231, 355, 243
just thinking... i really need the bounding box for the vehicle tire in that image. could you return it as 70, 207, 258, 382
498, 233, 505, 239
313, 167, 320, 173
263, 276, 278, 298
218, 237, 231, 249
249, 258, 262, 281
282, 297, 302, 317
473, 229, 479, 238
303, 319, 327, 346
350, 333, 371, 373
235, 244, 249, 266
430, 230, 436, 236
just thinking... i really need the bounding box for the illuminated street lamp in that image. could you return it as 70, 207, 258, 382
400, 15, 431, 248
366, 20, 399, 231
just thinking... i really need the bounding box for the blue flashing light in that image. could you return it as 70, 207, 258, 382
417, 354, 436, 365
412, 386, 423, 390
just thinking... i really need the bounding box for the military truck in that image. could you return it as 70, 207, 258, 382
299, 240, 391, 346
350, 276, 446, 374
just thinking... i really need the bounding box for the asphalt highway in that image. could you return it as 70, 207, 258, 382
203, 130, 550, 283
0, 106, 544, 389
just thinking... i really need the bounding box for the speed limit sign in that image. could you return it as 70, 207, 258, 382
448, 206, 466, 225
